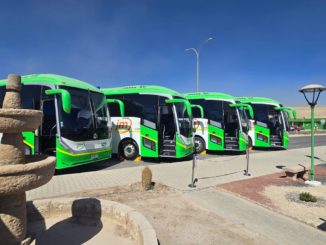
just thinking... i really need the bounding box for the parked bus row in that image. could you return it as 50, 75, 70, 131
0, 74, 296, 170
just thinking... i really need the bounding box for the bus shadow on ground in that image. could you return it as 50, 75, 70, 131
252, 147, 286, 151
142, 156, 194, 164
206, 150, 245, 156
55, 159, 124, 175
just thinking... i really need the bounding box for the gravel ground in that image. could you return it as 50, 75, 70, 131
264, 185, 326, 229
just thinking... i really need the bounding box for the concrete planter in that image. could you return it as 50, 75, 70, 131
27, 198, 158, 245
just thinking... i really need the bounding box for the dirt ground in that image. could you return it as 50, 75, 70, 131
218, 165, 326, 231
60, 182, 274, 245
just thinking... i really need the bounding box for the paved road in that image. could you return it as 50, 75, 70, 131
289, 135, 326, 149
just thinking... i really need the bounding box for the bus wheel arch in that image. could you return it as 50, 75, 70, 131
194, 135, 206, 154
119, 138, 139, 160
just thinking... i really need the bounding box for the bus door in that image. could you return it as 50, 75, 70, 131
255, 121, 270, 147
40, 99, 57, 156
140, 118, 159, 158
157, 103, 176, 156
21, 85, 42, 155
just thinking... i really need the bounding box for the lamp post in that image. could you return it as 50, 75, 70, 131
186, 37, 213, 92
299, 84, 326, 185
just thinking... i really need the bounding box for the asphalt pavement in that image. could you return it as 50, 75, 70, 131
288, 135, 326, 149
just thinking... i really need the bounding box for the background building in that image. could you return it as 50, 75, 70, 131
291, 106, 326, 130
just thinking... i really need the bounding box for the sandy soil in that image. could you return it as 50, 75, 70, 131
63, 182, 274, 245
264, 185, 326, 229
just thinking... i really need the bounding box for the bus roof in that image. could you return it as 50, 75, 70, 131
185, 92, 236, 101
102, 85, 184, 98
237, 97, 282, 106
0, 74, 101, 93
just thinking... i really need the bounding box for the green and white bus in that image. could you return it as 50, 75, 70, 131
103, 85, 194, 160
0, 74, 112, 169
237, 97, 296, 148
185, 92, 253, 153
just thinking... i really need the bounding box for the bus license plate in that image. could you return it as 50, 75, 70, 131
91, 154, 98, 160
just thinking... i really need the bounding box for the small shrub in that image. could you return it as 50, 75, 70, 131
141, 167, 152, 190
299, 192, 317, 202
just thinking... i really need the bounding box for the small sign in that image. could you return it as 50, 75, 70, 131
91, 154, 99, 160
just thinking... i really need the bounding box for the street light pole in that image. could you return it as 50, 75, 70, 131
311, 105, 315, 181
186, 37, 213, 92
299, 84, 326, 185
196, 51, 199, 93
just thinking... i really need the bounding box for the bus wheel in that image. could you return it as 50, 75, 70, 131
121, 140, 139, 160
194, 136, 205, 154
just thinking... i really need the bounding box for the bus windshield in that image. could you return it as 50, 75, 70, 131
251, 104, 284, 130
173, 98, 192, 138
58, 86, 109, 141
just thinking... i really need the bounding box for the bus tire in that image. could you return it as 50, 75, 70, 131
120, 139, 139, 160
194, 136, 205, 154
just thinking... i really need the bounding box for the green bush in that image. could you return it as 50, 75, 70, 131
299, 192, 317, 202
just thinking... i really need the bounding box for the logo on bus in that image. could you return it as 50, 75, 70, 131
115, 118, 132, 134
193, 120, 201, 130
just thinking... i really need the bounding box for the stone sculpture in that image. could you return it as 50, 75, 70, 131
0, 74, 56, 245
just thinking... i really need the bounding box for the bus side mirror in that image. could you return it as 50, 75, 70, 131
45, 89, 71, 113
165, 99, 192, 117
106, 99, 125, 117
230, 103, 254, 119
191, 104, 204, 118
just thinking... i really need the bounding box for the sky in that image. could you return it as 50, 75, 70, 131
1, 0, 326, 106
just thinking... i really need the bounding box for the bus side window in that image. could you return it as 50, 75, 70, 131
107, 95, 124, 117
21, 85, 42, 110
192, 107, 202, 118
42, 100, 57, 136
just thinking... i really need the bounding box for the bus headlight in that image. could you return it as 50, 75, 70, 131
143, 138, 156, 151
257, 133, 268, 142
210, 135, 222, 145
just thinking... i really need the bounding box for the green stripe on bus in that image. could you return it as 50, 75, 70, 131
56, 147, 112, 157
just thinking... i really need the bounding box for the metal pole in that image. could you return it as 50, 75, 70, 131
244, 145, 251, 176
310, 105, 315, 181
186, 37, 212, 93
196, 53, 200, 92
189, 153, 198, 188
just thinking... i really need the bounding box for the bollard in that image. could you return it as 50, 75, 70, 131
189, 153, 198, 188
244, 147, 251, 176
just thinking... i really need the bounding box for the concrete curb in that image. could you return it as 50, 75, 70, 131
27, 198, 158, 245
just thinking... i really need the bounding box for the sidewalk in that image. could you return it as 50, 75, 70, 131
26, 146, 326, 244
187, 188, 326, 245
27, 146, 326, 199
